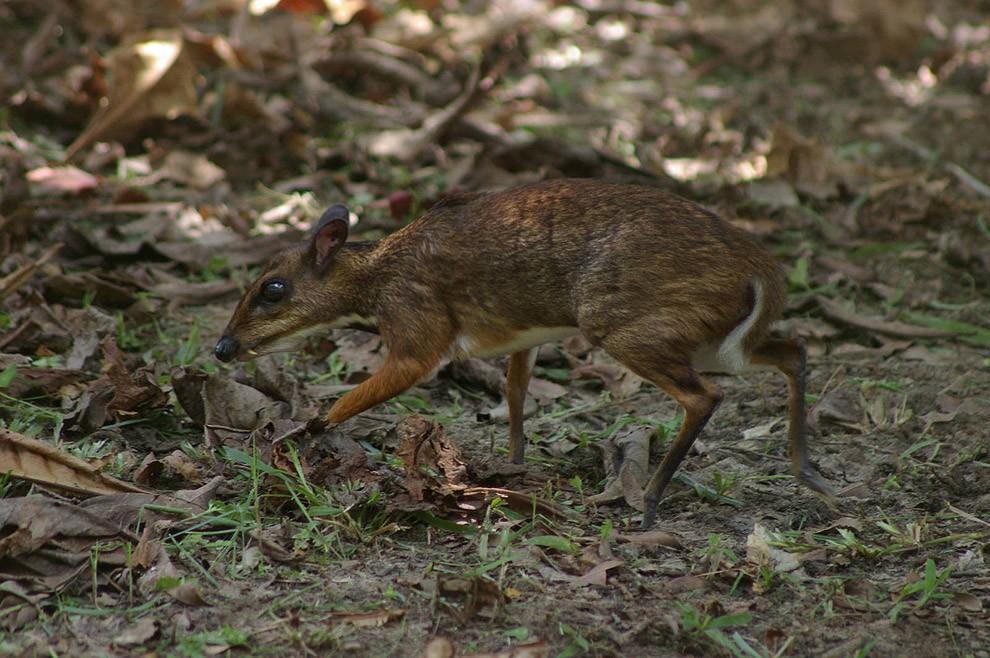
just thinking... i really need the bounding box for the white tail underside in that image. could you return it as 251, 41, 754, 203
691, 278, 766, 374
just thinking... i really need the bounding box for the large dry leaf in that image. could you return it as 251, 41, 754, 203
587, 425, 652, 511
0, 429, 147, 496
0, 496, 138, 556
67, 29, 199, 160
0, 495, 143, 593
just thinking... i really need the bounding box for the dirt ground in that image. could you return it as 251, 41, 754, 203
1, 1, 989, 656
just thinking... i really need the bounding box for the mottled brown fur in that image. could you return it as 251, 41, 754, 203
218, 179, 834, 526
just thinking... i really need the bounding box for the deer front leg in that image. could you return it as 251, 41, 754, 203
327, 352, 441, 423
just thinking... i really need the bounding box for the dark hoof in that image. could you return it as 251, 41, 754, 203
641, 502, 658, 529
797, 467, 840, 510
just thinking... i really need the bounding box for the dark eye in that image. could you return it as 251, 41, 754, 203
259, 279, 288, 304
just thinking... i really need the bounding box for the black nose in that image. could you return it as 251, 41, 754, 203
214, 336, 240, 362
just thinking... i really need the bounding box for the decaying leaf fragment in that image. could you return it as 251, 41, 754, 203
395, 416, 468, 502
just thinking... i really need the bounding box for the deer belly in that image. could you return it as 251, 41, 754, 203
454, 326, 579, 358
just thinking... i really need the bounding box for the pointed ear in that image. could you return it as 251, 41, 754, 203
309, 204, 350, 271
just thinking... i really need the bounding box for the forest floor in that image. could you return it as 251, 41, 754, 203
1, 1, 989, 656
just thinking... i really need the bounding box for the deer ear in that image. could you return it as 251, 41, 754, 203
310, 205, 350, 271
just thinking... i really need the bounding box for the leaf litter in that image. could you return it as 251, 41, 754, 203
1, 0, 989, 654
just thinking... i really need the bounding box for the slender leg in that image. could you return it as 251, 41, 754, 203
636, 368, 723, 528
506, 348, 535, 463
601, 332, 724, 527
326, 352, 440, 423
750, 337, 836, 501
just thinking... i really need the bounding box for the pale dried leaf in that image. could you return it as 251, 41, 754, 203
26, 166, 99, 194
0, 429, 147, 496
746, 523, 801, 573
113, 617, 159, 646
570, 558, 622, 587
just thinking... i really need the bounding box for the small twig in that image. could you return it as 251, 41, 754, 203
0, 243, 62, 303
946, 503, 990, 530
315, 50, 457, 105
364, 62, 483, 160
297, 67, 423, 127
881, 131, 990, 199
204, 423, 252, 434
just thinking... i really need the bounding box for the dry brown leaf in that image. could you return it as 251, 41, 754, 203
101, 336, 169, 416
148, 280, 239, 306
64, 306, 116, 370
444, 358, 505, 396
330, 608, 406, 627
364, 63, 481, 160
422, 637, 456, 658
746, 524, 801, 574
766, 123, 837, 199
952, 592, 983, 613
808, 385, 863, 431
570, 558, 622, 587
202, 374, 289, 437
395, 417, 467, 502
437, 576, 502, 621
526, 377, 567, 405
0, 496, 143, 593
0, 429, 147, 496
165, 582, 209, 606
113, 617, 159, 647
67, 29, 199, 160
156, 150, 226, 189
0, 496, 137, 557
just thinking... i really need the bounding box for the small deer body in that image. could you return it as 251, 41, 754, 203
216, 179, 834, 526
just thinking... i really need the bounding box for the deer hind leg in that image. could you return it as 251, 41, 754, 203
506, 348, 536, 464
600, 334, 724, 528
750, 337, 836, 503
